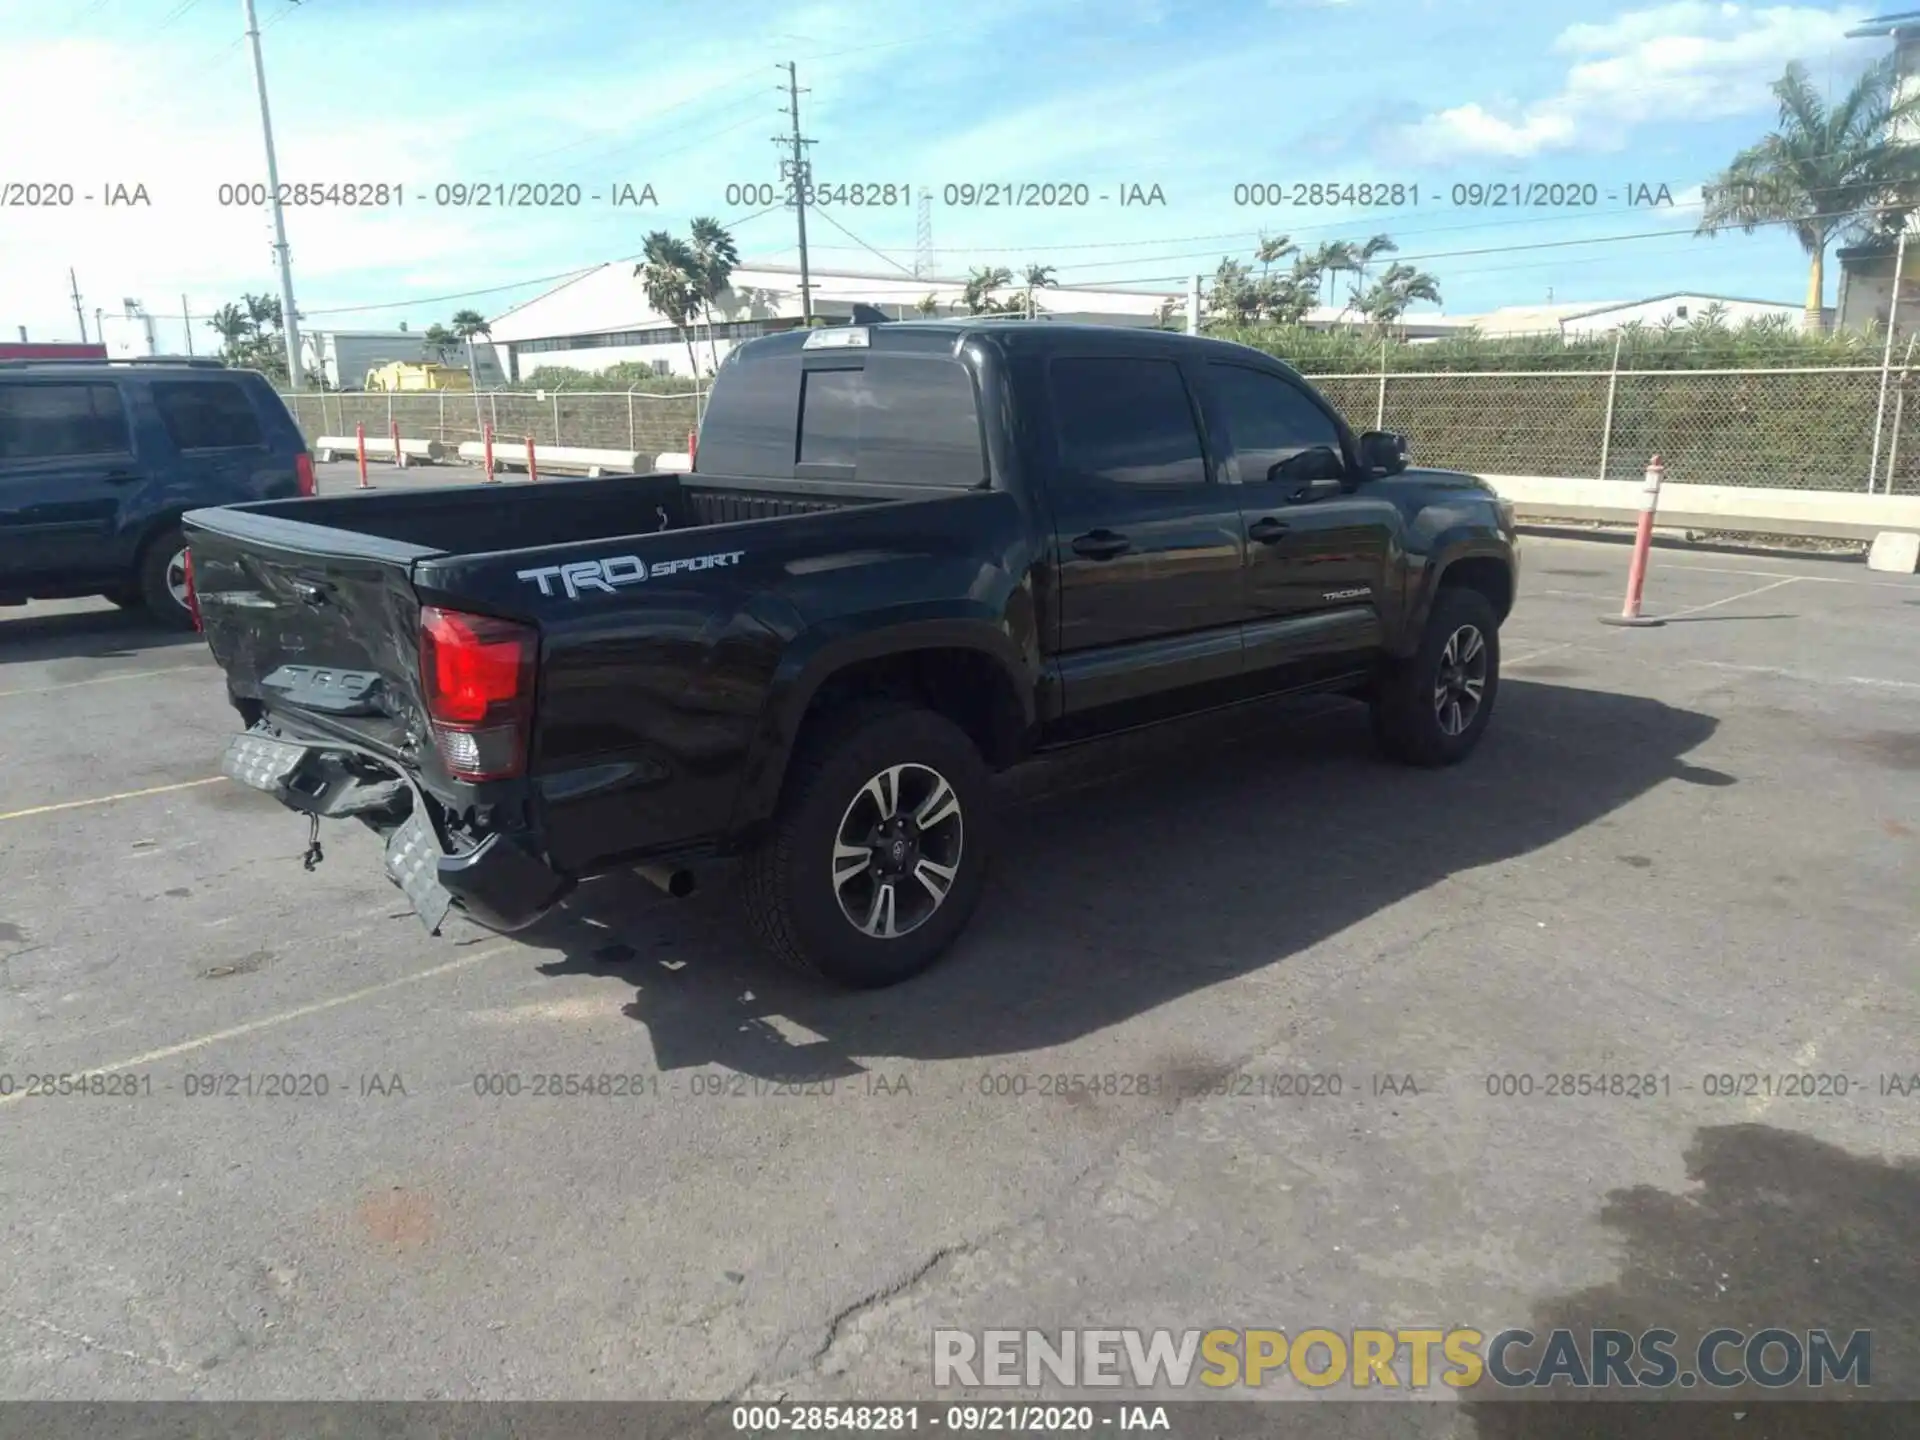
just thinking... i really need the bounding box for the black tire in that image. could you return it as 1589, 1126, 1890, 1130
1370, 587, 1501, 767
739, 702, 995, 988
136, 527, 196, 630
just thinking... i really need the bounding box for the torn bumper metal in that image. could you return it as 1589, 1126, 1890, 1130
220, 730, 570, 936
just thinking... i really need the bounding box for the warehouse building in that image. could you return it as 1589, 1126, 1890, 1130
481, 263, 1178, 381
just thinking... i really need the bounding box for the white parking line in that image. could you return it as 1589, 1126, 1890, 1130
0, 943, 517, 1109
1692, 660, 1920, 693
1655, 575, 1803, 620
0, 777, 224, 824
0, 665, 209, 700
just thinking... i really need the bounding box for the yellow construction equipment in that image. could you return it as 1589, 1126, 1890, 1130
364, 361, 473, 392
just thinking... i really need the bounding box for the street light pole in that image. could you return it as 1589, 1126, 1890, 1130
242, 0, 303, 389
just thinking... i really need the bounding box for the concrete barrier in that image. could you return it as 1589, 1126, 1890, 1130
655, 452, 693, 472
455, 441, 646, 478
1481, 473, 1920, 544
315, 435, 445, 464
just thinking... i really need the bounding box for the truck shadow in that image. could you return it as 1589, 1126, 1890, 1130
521, 678, 1729, 1081
0, 605, 201, 663
1457, 1121, 1920, 1437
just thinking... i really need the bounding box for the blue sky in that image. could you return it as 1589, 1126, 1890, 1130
0, 0, 1890, 348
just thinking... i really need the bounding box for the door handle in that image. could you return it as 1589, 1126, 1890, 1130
1247, 517, 1291, 544
1071, 530, 1131, 560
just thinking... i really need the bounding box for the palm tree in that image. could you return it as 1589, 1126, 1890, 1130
914, 293, 942, 317
1351, 262, 1442, 331
960, 266, 1013, 315
421, 322, 459, 365
1019, 264, 1057, 319
635, 230, 703, 378
688, 216, 740, 375
1699, 58, 1920, 333
450, 308, 492, 392
1330, 236, 1398, 323
207, 303, 251, 362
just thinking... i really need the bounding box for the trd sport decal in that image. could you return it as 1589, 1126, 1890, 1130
517, 549, 746, 599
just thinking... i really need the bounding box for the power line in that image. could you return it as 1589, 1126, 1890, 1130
808, 206, 919, 279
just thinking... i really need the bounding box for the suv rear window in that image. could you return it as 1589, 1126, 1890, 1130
152, 380, 264, 450
0, 382, 131, 462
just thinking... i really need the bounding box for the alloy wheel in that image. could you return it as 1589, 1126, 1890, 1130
832, 763, 964, 939
1432, 624, 1488, 737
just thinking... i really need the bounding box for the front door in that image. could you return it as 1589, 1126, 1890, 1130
0, 379, 139, 587
1203, 361, 1396, 685
1043, 352, 1246, 731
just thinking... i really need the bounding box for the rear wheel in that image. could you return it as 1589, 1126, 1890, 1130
1370, 587, 1500, 767
740, 703, 994, 988
136, 527, 196, 630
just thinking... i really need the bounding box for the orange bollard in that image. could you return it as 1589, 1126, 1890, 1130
1600, 455, 1667, 628
390, 419, 404, 469
527, 434, 539, 483
355, 423, 370, 489
688, 428, 698, 467
483, 423, 495, 483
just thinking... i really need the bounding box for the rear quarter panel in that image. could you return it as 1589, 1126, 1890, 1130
426, 487, 1035, 873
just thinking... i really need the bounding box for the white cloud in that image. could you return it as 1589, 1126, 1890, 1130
1400, 2, 1871, 161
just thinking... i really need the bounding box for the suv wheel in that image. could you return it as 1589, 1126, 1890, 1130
1370, 587, 1501, 767
136, 527, 196, 630
740, 703, 994, 988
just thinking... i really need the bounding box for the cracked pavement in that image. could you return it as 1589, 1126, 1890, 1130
2, 515, 1918, 1422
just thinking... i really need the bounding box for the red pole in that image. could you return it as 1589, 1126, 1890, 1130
390, 419, 404, 469
355, 422, 369, 489
527, 434, 539, 483
483, 423, 495, 484
1600, 455, 1666, 628
688, 428, 698, 467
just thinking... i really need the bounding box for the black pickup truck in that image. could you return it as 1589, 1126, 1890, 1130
185, 321, 1518, 987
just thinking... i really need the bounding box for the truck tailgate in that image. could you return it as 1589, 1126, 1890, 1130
182, 504, 436, 759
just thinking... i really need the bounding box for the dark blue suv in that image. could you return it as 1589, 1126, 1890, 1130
0, 357, 313, 629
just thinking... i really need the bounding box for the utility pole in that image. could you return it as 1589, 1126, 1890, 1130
69, 269, 88, 343
775, 61, 815, 325
914, 189, 934, 280
181, 295, 194, 355
242, 0, 304, 389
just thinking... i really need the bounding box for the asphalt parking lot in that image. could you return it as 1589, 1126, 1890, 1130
2, 474, 1917, 1427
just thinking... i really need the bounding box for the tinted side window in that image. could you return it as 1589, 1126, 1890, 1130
797, 357, 986, 486
0, 383, 130, 462
696, 348, 801, 479
1208, 363, 1343, 483
151, 381, 265, 450
1050, 357, 1206, 486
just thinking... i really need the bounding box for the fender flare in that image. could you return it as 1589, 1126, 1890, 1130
1396, 532, 1515, 657
727, 606, 1038, 834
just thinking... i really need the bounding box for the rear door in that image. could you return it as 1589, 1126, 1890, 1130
0, 378, 140, 585
1202, 361, 1397, 681
1043, 352, 1245, 727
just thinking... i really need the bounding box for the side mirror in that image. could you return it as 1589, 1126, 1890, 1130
1358, 430, 1410, 477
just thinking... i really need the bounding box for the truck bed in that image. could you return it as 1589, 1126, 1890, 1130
210, 470, 882, 556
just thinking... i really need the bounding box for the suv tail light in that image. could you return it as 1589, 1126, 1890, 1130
419, 606, 536, 781
295, 451, 316, 497
183, 547, 203, 633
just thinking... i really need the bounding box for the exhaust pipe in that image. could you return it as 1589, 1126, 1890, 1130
636, 863, 696, 899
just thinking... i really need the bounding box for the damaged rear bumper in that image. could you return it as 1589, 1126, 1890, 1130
220, 730, 570, 934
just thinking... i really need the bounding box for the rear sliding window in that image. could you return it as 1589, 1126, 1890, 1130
151, 380, 265, 450
699, 347, 987, 487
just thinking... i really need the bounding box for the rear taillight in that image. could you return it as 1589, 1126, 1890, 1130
183, 547, 203, 633
295, 451, 316, 497
419, 606, 535, 781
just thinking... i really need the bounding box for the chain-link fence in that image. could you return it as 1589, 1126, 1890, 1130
1308, 365, 1920, 492
282, 367, 1920, 494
